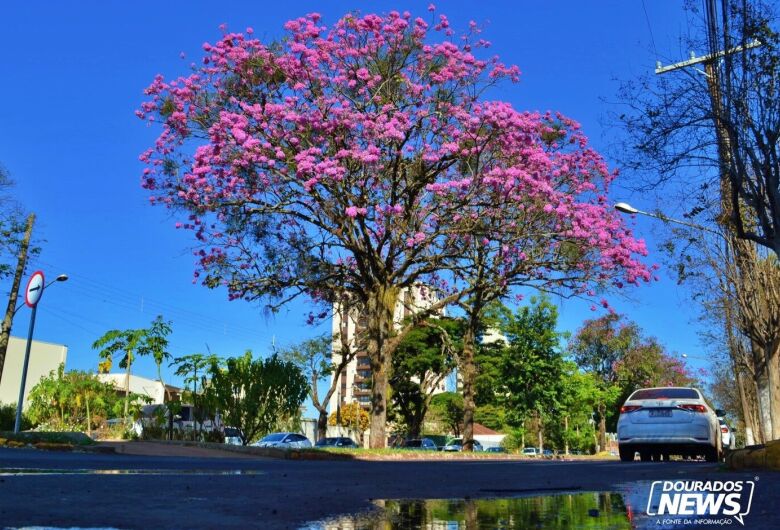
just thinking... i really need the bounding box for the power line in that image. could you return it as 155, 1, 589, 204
642, 0, 659, 59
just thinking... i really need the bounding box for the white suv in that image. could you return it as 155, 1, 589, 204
617, 387, 721, 462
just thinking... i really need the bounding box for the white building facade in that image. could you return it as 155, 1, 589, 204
0, 336, 68, 409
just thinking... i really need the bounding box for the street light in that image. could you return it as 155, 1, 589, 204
10, 274, 68, 317
14, 271, 68, 433
614, 202, 720, 235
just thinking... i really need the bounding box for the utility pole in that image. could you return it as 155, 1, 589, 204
0, 212, 34, 386
655, 1, 778, 440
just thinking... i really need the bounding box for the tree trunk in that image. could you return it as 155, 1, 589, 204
564, 416, 569, 455
0, 213, 34, 385
461, 316, 478, 452
85, 393, 92, 438
124, 361, 131, 419
366, 285, 398, 449
317, 408, 328, 441
756, 369, 772, 442
766, 346, 780, 440
537, 411, 544, 453
597, 402, 607, 453
736, 372, 756, 446
521, 420, 525, 449
408, 412, 422, 439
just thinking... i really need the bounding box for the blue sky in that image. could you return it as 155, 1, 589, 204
0, 1, 711, 408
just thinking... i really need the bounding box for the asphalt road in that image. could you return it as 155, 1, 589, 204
0, 447, 778, 529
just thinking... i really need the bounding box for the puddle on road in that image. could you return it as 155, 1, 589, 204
0, 468, 264, 476
303, 492, 634, 529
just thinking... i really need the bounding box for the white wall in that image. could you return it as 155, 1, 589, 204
0, 336, 67, 409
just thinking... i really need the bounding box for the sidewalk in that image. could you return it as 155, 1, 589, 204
725, 439, 780, 471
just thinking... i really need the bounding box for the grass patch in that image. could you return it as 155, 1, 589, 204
299, 447, 529, 459
0, 431, 95, 447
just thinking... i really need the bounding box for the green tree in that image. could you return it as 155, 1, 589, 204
171, 352, 219, 434
569, 314, 696, 449
26, 365, 127, 433
428, 392, 464, 436
277, 335, 355, 440
206, 352, 308, 445
93, 327, 146, 419
138, 315, 173, 401
390, 318, 461, 438
495, 296, 566, 452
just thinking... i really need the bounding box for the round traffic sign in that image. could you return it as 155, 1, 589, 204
24, 270, 45, 307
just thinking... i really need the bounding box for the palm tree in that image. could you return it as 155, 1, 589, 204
93, 328, 145, 420
138, 316, 173, 402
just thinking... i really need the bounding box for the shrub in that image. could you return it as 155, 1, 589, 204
0, 403, 34, 431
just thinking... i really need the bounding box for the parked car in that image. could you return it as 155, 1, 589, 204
399, 438, 438, 450
442, 438, 484, 452
223, 426, 243, 446
485, 446, 506, 453
542, 448, 555, 456
617, 387, 722, 462
720, 422, 736, 450
252, 432, 312, 449
314, 437, 359, 448
522, 447, 539, 457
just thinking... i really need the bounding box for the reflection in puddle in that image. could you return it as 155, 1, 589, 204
305, 492, 633, 529
0, 468, 264, 476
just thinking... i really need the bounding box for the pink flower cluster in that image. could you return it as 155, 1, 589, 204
137, 9, 653, 305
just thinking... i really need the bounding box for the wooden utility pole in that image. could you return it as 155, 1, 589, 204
0, 212, 34, 385
655, 1, 780, 439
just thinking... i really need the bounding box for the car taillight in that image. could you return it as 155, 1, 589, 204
721, 426, 729, 433
620, 405, 640, 414
679, 404, 707, 413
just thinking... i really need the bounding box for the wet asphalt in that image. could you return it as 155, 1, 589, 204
0, 447, 778, 529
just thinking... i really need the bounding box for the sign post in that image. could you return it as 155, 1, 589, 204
14, 271, 45, 433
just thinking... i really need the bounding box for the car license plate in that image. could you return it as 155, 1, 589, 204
650, 409, 672, 417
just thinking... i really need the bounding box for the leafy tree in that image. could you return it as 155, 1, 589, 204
0, 166, 39, 385
428, 392, 464, 437
138, 315, 173, 401
494, 296, 566, 452
206, 352, 308, 445
474, 404, 505, 432
93, 316, 173, 420
277, 335, 355, 440
551, 363, 611, 454
569, 314, 696, 448
25, 365, 131, 433
390, 318, 461, 438
93, 327, 146, 419
138, 9, 651, 447
328, 401, 369, 435
171, 352, 219, 434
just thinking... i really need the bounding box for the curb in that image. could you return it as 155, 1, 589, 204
725, 440, 780, 471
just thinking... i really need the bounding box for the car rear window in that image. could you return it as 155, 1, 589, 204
630, 388, 699, 400
262, 433, 286, 442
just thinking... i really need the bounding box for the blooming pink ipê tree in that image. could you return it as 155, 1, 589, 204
138, 9, 652, 447
433, 111, 656, 450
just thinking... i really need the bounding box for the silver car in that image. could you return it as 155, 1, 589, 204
252, 432, 312, 449
442, 438, 483, 452
617, 387, 722, 462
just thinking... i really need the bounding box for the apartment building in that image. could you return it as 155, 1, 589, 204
328, 286, 446, 413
